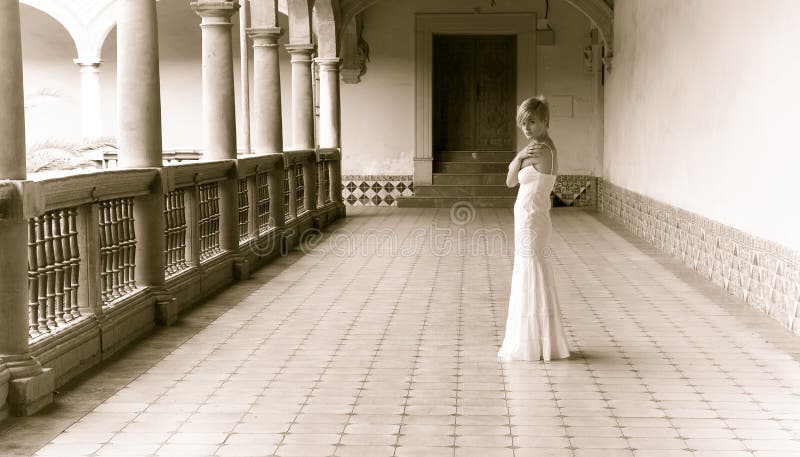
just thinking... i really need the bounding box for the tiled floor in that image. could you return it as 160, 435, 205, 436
2, 207, 800, 457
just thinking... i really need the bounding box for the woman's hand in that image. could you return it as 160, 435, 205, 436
516, 143, 546, 162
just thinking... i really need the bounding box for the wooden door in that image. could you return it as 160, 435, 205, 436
433, 35, 516, 151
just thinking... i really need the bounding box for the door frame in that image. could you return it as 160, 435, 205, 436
414, 13, 537, 185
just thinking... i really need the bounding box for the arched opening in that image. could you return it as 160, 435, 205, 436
19, 4, 82, 160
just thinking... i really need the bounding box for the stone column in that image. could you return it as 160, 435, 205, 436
192, 1, 238, 160
315, 58, 340, 149
74, 59, 102, 139
249, 27, 286, 230
249, 27, 284, 155
117, 0, 176, 323
314, 58, 344, 211
238, 0, 251, 154
285, 44, 315, 150
192, 1, 246, 277
0, 0, 54, 416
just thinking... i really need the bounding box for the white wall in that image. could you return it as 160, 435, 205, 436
605, 0, 800, 251
341, 0, 600, 175
20, 5, 82, 149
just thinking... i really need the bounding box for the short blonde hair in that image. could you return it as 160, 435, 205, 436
516, 95, 550, 128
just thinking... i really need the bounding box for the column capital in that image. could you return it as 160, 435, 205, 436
191, 1, 238, 21
248, 26, 283, 46
73, 58, 102, 70
285, 43, 316, 62
314, 57, 341, 70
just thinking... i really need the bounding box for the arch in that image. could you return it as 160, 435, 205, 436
19, 0, 82, 56
20, 0, 117, 62
340, 0, 613, 50
312, 0, 341, 58
286, 0, 314, 44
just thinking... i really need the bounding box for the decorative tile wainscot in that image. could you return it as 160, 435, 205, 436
343, 175, 414, 206
344, 175, 597, 207
599, 179, 800, 335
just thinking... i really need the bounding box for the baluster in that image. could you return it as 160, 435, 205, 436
213, 185, 220, 251
59, 210, 73, 322
67, 208, 81, 319
199, 185, 206, 256
114, 200, 125, 295
35, 217, 49, 334
178, 191, 187, 269
106, 201, 118, 298
51, 210, 66, 325
119, 200, 130, 292
126, 199, 137, 291
43, 212, 57, 329
164, 193, 173, 274
98, 201, 110, 302
27, 221, 40, 338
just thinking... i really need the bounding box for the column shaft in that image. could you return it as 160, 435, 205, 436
315, 58, 341, 149
117, 0, 169, 319
75, 60, 102, 140
192, 1, 240, 255
118, 0, 162, 168
0, 0, 54, 416
193, 1, 238, 160
0, 0, 26, 180
250, 28, 284, 155
286, 44, 315, 150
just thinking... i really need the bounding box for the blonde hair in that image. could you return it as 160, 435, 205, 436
516, 95, 550, 128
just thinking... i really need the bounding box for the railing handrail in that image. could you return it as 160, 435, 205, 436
316, 148, 341, 162
284, 149, 316, 165
163, 159, 235, 190
236, 153, 284, 177
27, 168, 159, 214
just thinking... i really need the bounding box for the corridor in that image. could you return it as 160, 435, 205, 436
1, 207, 799, 457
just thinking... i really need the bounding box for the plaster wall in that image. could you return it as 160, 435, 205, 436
605, 0, 800, 251
341, 0, 600, 175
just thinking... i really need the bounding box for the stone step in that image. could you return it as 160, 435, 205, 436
432, 173, 507, 185
436, 151, 515, 162
396, 196, 516, 208
414, 184, 517, 197
434, 161, 508, 173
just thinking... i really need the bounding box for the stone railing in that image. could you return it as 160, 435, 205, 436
1, 150, 344, 418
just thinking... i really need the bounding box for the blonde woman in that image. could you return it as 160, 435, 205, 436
498, 95, 571, 361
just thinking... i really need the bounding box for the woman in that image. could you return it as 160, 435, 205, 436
497, 95, 571, 361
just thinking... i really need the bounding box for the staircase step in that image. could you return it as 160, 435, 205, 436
414, 184, 517, 197
433, 173, 507, 185
396, 196, 516, 208
437, 151, 515, 162
434, 161, 509, 173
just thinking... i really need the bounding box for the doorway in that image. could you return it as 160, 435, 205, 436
433, 34, 517, 152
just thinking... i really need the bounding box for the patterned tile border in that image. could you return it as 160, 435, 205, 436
343, 174, 597, 207
553, 175, 597, 208
599, 179, 800, 335
342, 175, 414, 206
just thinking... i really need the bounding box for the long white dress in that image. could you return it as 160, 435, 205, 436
497, 163, 571, 361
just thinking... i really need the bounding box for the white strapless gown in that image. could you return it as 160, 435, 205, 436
498, 165, 571, 361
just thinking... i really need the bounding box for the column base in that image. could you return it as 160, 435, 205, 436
8, 368, 54, 416
233, 256, 250, 281
152, 287, 178, 327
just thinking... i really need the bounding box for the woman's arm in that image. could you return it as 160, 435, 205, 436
506, 154, 523, 188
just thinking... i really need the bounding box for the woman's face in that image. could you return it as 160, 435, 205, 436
521, 115, 547, 140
